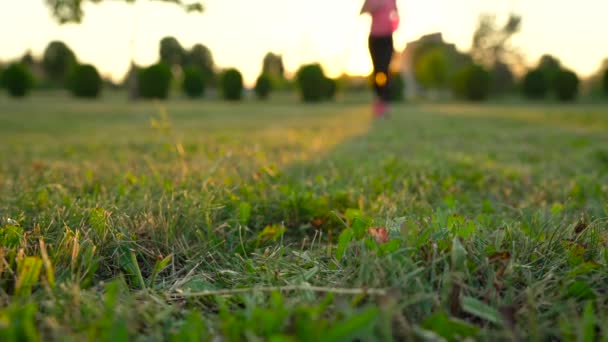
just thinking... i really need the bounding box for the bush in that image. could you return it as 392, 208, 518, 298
220, 68, 244, 101
68, 64, 102, 98
322, 77, 338, 100
603, 69, 608, 96
296, 64, 327, 102
554, 69, 579, 102
522, 69, 548, 99
450, 64, 491, 101
388, 72, 405, 102
138, 63, 172, 100
182, 66, 206, 98
2, 63, 34, 98
254, 73, 272, 100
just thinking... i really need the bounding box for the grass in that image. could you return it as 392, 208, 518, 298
0, 93, 607, 341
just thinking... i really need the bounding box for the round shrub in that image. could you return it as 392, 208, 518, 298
554, 69, 579, 102
68, 64, 102, 98
450, 64, 491, 101
254, 73, 272, 100
220, 68, 244, 101
138, 63, 172, 100
296, 64, 326, 102
603, 69, 608, 96
2, 63, 34, 98
522, 69, 548, 99
388, 72, 405, 102
182, 66, 206, 98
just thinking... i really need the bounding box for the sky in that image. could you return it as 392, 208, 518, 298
1, 0, 607, 86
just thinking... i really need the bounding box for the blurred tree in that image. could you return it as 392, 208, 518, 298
138, 63, 172, 99
537, 54, 561, 89
159, 37, 186, 68
586, 58, 608, 97
182, 66, 206, 98
20, 51, 36, 67
45, 0, 203, 23
68, 64, 103, 98
415, 48, 448, 90
451, 64, 491, 101
262, 53, 287, 89
471, 14, 522, 67
18, 51, 51, 89
296, 64, 327, 102
538, 55, 561, 72
388, 72, 405, 102
522, 69, 548, 99
408, 33, 472, 98
336, 74, 369, 93
491, 61, 515, 94
42, 41, 77, 85
554, 69, 579, 102
254, 73, 272, 100
124, 62, 141, 99
186, 44, 215, 84
471, 14, 521, 95
220, 68, 244, 101
262, 53, 285, 79
603, 68, 608, 96
3, 63, 35, 98
0, 64, 5, 89
322, 77, 338, 101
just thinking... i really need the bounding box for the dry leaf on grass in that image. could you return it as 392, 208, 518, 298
574, 221, 588, 235
368, 227, 390, 244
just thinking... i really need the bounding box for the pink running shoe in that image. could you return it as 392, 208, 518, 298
373, 99, 388, 118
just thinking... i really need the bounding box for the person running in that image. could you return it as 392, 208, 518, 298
360, 0, 400, 118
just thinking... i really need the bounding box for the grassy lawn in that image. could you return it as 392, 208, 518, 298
1, 93, 607, 340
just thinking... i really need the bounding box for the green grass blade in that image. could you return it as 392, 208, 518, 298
462, 296, 502, 325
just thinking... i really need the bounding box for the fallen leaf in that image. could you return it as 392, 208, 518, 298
488, 251, 511, 264
488, 251, 511, 286
311, 218, 325, 228
368, 227, 390, 244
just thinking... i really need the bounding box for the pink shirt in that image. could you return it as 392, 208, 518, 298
368, 0, 399, 36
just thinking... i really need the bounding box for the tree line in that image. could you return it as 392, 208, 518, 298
1, 24, 608, 102
0, 37, 349, 102
11, 2, 605, 103
408, 14, 607, 102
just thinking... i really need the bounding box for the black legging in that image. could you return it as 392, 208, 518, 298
368, 35, 394, 102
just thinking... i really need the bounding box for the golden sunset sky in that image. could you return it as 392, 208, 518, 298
1, 0, 607, 85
